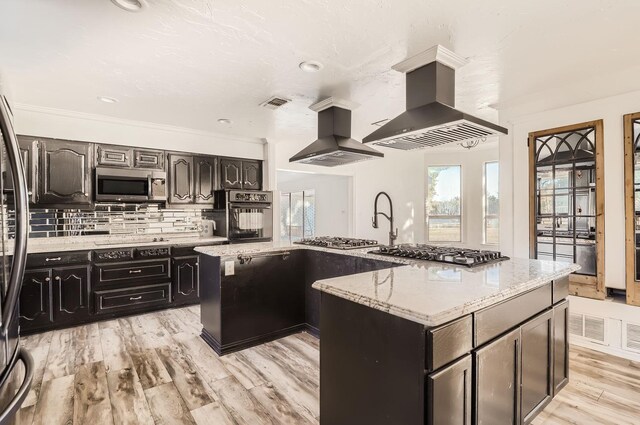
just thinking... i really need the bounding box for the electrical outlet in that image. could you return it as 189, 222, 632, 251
225, 261, 235, 276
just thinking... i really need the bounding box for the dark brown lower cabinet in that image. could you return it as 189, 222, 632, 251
173, 256, 199, 304
475, 328, 521, 425
521, 310, 553, 424
19, 269, 53, 330
52, 266, 90, 324
426, 354, 472, 425
553, 300, 569, 394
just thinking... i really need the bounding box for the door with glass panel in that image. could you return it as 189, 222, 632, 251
280, 190, 315, 243
529, 120, 605, 300
624, 113, 640, 306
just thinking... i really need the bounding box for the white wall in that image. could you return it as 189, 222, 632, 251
277, 171, 352, 239
12, 103, 265, 159
501, 89, 640, 290
351, 145, 499, 247
275, 138, 499, 247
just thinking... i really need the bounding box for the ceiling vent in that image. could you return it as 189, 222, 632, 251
260, 96, 291, 110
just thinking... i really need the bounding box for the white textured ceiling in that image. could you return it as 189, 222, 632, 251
1, 0, 639, 144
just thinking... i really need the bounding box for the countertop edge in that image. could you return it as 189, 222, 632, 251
312, 265, 580, 327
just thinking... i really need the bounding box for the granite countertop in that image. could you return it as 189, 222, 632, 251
195, 241, 580, 327
19, 234, 228, 254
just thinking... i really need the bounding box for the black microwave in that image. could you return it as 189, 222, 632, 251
95, 167, 167, 203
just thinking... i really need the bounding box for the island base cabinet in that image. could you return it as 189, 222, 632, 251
426, 354, 472, 425
521, 310, 553, 424
553, 300, 569, 394
475, 328, 521, 425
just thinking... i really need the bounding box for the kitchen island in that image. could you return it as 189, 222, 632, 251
195, 242, 579, 425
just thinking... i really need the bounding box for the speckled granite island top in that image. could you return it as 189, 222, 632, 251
195, 241, 580, 327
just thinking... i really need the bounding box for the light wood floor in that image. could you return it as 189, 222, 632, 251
13, 306, 640, 425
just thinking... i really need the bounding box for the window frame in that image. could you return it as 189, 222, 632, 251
483, 161, 500, 246
425, 164, 463, 243
280, 189, 316, 243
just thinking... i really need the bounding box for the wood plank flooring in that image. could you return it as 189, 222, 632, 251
15, 306, 640, 424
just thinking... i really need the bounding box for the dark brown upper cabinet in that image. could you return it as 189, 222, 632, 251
134, 149, 165, 170
39, 138, 93, 206
5, 136, 37, 203
194, 156, 217, 204
96, 144, 133, 168
220, 157, 262, 190
220, 158, 242, 189
242, 160, 262, 190
168, 154, 194, 204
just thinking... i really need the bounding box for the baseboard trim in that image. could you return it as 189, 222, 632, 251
201, 324, 308, 356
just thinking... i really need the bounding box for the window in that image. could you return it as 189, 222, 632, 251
426, 165, 461, 242
484, 161, 500, 245
280, 190, 316, 243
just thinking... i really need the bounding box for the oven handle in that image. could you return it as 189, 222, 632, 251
229, 203, 271, 209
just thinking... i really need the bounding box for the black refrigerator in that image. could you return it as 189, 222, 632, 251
0, 94, 32, 425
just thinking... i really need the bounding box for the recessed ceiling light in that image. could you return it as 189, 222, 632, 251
299, 61, 324, 73
97, 96, 118, 104
111, 0, 147, 12
217, 118, 232, 125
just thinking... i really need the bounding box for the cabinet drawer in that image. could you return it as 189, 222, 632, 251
27, 251, 90, 268
94, 283, 171, 314
134, 149, 165, 170
135, 247, 170, 259
94, 259, 171, 285
93, 248, 135, 263
552, 276, 569, 304
426, 315, 473, 372
474, 283, 552, 346
96, 144, 133, 168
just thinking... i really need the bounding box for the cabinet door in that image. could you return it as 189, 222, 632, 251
552, 300, 569, 395
521, 310, 553, 424
19, 269, 53, 331
134, 149, 165, 170
173, 256, 199, 304
39, 138, 92, 205
242, 160, 261, 190
194, 156, 217, 204
96, 144, 133, 168
426, 354, 471, 425
52, 266, 90, 323
220, 158, 242, 189
168, 154, 194, 204
475, 328, 521, 425
5, 137, 36, 203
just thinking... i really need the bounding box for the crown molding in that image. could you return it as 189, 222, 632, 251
392, 45, 469, 73
309, 97, 360, 112
12, 102, 265, 145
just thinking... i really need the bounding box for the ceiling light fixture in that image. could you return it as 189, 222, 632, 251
97, 96, 118, 104
459, 137, 487, 150
217, 118, 232, 125
299, 61, 324, 73
111, 0, 148, 12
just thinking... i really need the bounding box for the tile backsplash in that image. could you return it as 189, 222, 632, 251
8, 203, 214, 239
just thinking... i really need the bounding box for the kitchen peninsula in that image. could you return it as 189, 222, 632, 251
195, 241, 579, 425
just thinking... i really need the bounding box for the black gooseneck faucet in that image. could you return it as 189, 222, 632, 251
372, 191, 398, 246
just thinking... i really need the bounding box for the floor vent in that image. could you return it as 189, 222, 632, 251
624, 323, 640, 353
260, 96, 291, 110
569, 312, 606, 344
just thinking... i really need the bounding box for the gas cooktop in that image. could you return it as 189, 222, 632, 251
369, 244, 509, 267
295, 236, 379, 250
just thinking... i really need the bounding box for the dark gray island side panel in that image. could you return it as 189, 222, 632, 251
320, 292, 426, 425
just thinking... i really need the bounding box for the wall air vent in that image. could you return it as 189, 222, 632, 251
624, 322, 640, 353
260, 96, 291, 110
569, 313, 584, 337
569, 312, 606, 344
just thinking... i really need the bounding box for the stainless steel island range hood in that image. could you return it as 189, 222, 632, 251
363, 45, 508, 150
290, 98, 384, 167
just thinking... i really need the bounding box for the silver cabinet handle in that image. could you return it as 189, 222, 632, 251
129, 269, 142, 274
44, 277, 50, 282
129, 296, 142, 301
55, 276, 60, 281
45, 257, 61, 262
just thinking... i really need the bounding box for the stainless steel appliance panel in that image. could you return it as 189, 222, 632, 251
95, 167, 167, 203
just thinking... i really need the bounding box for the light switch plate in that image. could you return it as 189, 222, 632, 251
224, 261, 235, 276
